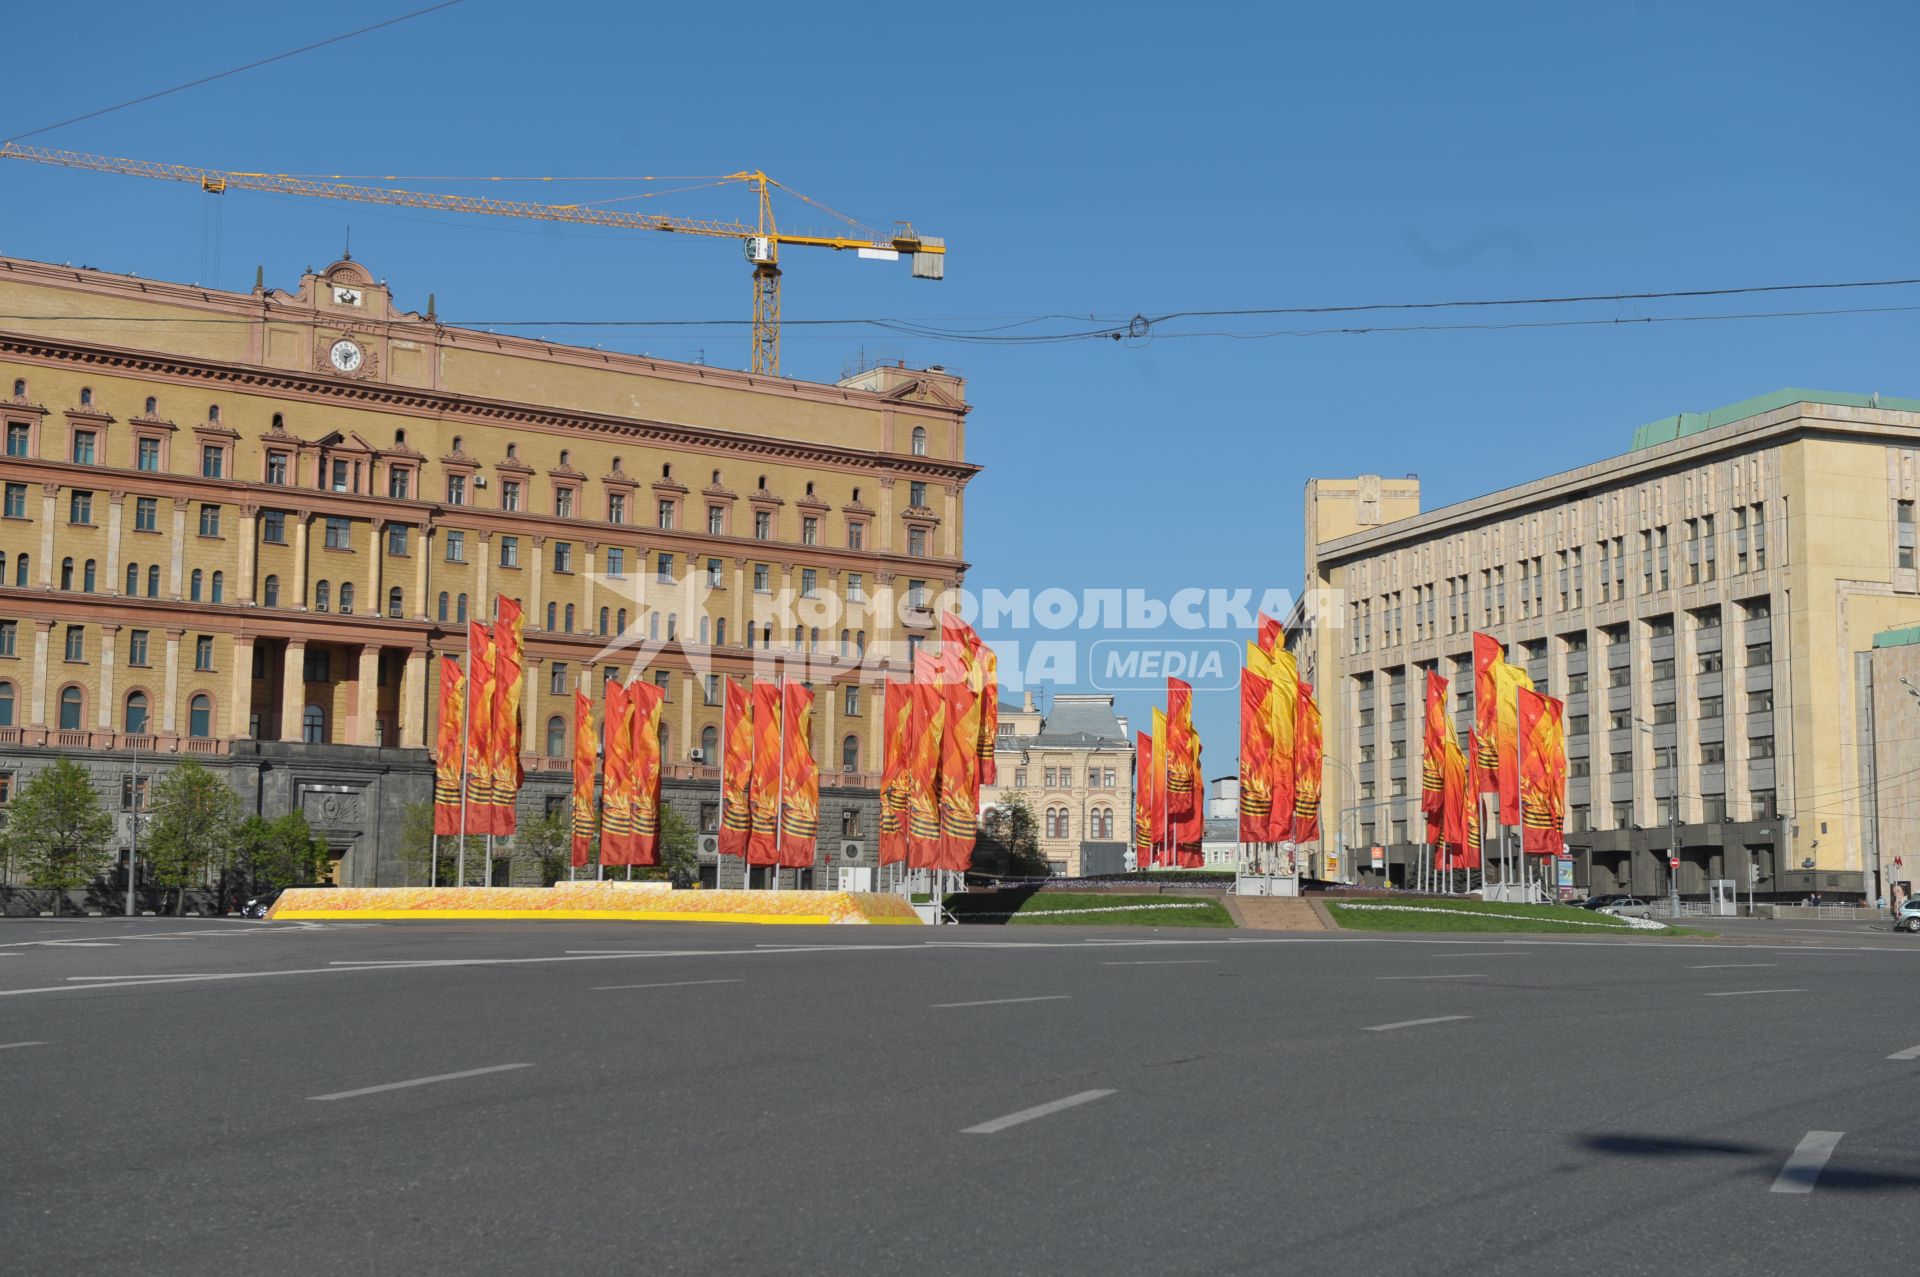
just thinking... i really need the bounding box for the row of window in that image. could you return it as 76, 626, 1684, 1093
1042, 807, 1117, 840
0, 681, 215, 738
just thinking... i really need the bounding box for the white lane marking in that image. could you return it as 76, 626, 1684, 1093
309, 1063, 532, 1102
1690, 963, 1778, 969
963, 1089, 1115, 1134
1377, 974, 1487, 981
1436, 952, 1523, 958
593, 979, 742, 991
935, 995, 1071, 1009
1705, 989, 1807, 997
66, 974, 213, 982
0, 1040, 49, 1050
1770, 1131, 1843, 1194
41, 942, 117, 948
1100, 960, 1219, 966
1364, 1016, 1473, 1032
0, 929, 266, 948
1887, 1044, 1920, 1061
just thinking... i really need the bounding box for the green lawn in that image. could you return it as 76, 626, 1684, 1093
1327, 898, 1701, 935
945, 891, 1234, 927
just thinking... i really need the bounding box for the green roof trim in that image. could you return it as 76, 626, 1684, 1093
1629, 388, 1920, 451
1872, 624, 1920, 650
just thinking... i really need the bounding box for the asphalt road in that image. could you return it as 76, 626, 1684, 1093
3, 915, 1917, 1276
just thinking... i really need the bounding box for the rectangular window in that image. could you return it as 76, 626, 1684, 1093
847, 572, 865, 603
0, 621, 13, 658
1697, 651, 1723, 674
444, 530, 465, 562
1899, 500, 1916, 570
1752, 503, 1766, 569
1651, 658, 1674, 683
1698, 696, 1723, 719
703, 674, 721, 706
656, 553, 674, 583
706, 557, 723, 587
555, 488, 575, 519
553, 542, 573, 573
1748, 689, 1773, 714
844, 685, 861, 716
754, 563, 770, 592
1746, 643, 1772, 667
304, 649, 330, 683
1568, 713, 1588, 736
501, 480, 521, 512
653, 669, 670, 700
197, 503, 220, 537
64, 625, 85, 662
4, 423, 28, 457
604, 548, 625, 578
194, 635, 213, 671
128, 629, 149, 666
4, 482, 26, 519
754, 510, 771, 540
607, 493, 626, 525
801, 516, 818, 546
801, 568, 818, 597
260, 509, 285, 543
70, 490, 94, 524
136, 437, 161, 471
386, 524, 408, 556
1566, 672, 1587, 695
499, 536, 519, 568
1612, 801, 1634, 828
909, 481, 927, 508
266, 453, 289, 485
1749, 736, 1775, 759
447, 474, 466, 505
1701, 741, 1725, 764
200, 444, 223, 478
707, 505, 725, 535
1651, 703, 1676, 725
848, 522, 864, 551
387, 467, 410, 499
658, 499, 676, 530
908, 527, 929, 558
548, 663, 568, 696
327, 458, 349, 493
323, 516, 349, 549
72, 430, 96, 464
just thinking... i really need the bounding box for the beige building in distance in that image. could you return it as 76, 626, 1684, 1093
1291, 390, 1920, 903
979, 691, 1133, 876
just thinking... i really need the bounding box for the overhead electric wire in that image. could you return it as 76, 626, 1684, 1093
4, 1, 464, 143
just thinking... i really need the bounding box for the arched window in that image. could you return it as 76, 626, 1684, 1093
211, 571, 224, 603
564, 603, 575, 633
208, 404, 221, 423
856, 630, 866, 655
0, 681, 14, 727
762, 622, 773, 647
456, 593, 469, 623
649, 613, 660, 641
146, 565, 159, 598
506, 442, 518, 460
546, 716, 567, 757
82, 559, 96, 593
757, 474, 768, 491
60, 557, 73, 590
662, 462, 672, 479
58, 686, 83, 731
190, 569, 203, 602
10, 378, 22, 397
911, 426, 927, 456
714, 617, 726, 647
701, 724, 719, 758
546, 602, 557, 631
559, 449, 571, 466
393, 427, 405, 443
79, 386, 93, 407
388, 587, 403, 618
144, 395, 157, 415
805, 481, 815, 497
13, 554, 26, 588
842, 734, 859, 771
126, 563, 139, 595
272, 412, 285, 430
617, 608, 628, 634
711, 469, 721, 485
450, 435, 463, 452
188, 694, 212, 739
794, 625, 804, 648
314, 580, 330, 613
840, 629, 850, 658
852, 487, 861, 503
657, 723, 669, 758
339, 582, 355, 614
123, 691, 149, 734
699, 615, 709, 646
303, 705, 325, 743
264, 575, 280, 608
667, 614, 677, 642
438, 592, 450, 622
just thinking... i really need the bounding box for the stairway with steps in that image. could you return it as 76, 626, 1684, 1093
1225, 895, 1327, 931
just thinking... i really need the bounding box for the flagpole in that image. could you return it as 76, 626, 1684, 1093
774, 679, 785, 893
458, 645, 471, 889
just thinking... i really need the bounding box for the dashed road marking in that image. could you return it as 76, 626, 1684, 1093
963, 1089, 1115, 1134
1705, 989, 1806, 997
1888, 1044, 1920, 1061
309, 1063, 532, 1102
593, 979, 742, 991
934, 995, 1071, 1008
1364, 1016, 1472, 1032
1770, 1131, 1843, 1194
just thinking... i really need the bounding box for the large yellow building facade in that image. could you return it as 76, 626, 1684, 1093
0, 253, 975, 887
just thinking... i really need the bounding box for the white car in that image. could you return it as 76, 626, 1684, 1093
1599, 897, 1651, 919
1896, 899, 1920, 934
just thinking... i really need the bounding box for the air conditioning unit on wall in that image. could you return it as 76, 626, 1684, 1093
841, 841, 865, 862
698, 835, 719, 857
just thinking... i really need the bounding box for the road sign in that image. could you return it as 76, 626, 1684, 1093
1370, 846, 1385, 869
1669, 857, 1680, 870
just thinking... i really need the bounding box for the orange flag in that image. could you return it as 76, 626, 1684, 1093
905, 680, 946, 870
778, 682, 818, 869
1167, 678, 1199, 821
1293, 681, 1322, 845
1267, 649, 1298, 842
1421, 670, 1448, 821
942, 612, 997, 787
1134, 731, 1154, 866
938, 641, 981, 873
879, 679, 912, 865
718, 678, 753, 860
1150, 708, 1170, 867
433, 657, 466, 836
1472, 632, 1503, 796
1239, 643, 1276, 844
746, 680, 782, 866
1257, 611, 1284, 657
1492, 659, 1536, 826
570, 689, 596, 867
629, 681, 665, 866
1441, 734, 1469, 858
600, 679, 634, 865
490, 595, 525, 836
976, 644, 999, 785
463, 622, 495, 836
1519, 688, 1566, 855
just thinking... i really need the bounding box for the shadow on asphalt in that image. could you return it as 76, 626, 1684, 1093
1577, 1134, 1920, 1191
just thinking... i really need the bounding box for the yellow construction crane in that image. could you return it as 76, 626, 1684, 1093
0, 142, 946, 376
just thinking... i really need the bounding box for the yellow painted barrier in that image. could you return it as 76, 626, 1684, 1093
266, 882, 923, 925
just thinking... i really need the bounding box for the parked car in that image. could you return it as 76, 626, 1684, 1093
1598, 897, 1651, 919
1579, 894, 1631, 911
1896, 899, 1920, 933
241, 888, 286, 919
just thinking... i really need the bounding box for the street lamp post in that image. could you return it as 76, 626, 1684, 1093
124, 739, 141, 917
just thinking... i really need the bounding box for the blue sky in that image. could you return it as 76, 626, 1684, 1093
4, 0, 1917, 760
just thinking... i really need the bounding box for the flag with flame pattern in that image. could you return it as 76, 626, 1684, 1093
434, 657, 465, 836
1134, 730, 1154, 864
779, 682, 818, 869
1167, 678, 1199, 824
463, 622, 495, 836
1239, 643, 1277, 843
1293, 681, 1323, 844
747, 680, 782, 866
570, 689, 596, 867
718, 678, 753, 860
1492, 659, 1536, 826
1519, 688, 1567, 855
1472, 632, 1504, 796
1421, 670, 1449, 822
489, 595, 525, 836
600, 678, 634, 865
629, 681, 664, 866
879, 679, 912, 865
1267, 647, 1298, 843
905, 680, 946, 870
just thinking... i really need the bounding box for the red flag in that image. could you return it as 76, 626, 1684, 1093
433, 657, 465, 837
718, 678, 753, 860
600, 679, 634, 865
1257, 611, 1284, 657
942, 612, 997, 788
1519, 689, 1567, 856
1293, 682, 1322, 844
1134, 731, 1154, 867
905, 680, 946, 870
1167, 678, 1199, 822
1239, 643, 1277, 843
570, 689, 596, 867
938, 664, 981, 873
879, 679, 911, 865
463, 623, 495, 836
490, 595, 525, 835
1441, 734, 1468, 856
747, 680, 782, 866
1472, 633, 1503, 796
1421, 670, 1448, 819
778, 682, 818, 869
629, 681, 665, 866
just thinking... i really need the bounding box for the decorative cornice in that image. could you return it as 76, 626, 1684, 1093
440, 449, 479, 469
65, 406, 115, 426
841, 501, 874, 517
702, 483, 737, 502
651, 478, 690, 496
548, 463, 585, 481
3, 396, 49, 417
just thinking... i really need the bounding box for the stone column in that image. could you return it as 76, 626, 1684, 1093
231, 636, 254, 739
877, 477, 894, 553
679, 675, 693, 763
105, 491, 125, 596
97, 623, 120, 731
476, 532, 493, 609
368, 518, 385, 615
38, 484, 56, 587
401, 647, 428, 748
168, 498, 189, 600
29, 620, 51, 728
355, 645, 380, 745
942, 483, 958, 559
731, 560, 747, 647
281, 639, 307, 743
414, 525, 432, 621
161, 629, 183, 736
821, 680, 838, 775
292, 510, 312, 610
528, 535, 546, 628
237, 505, 258, 604
582, 542, 597, 628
